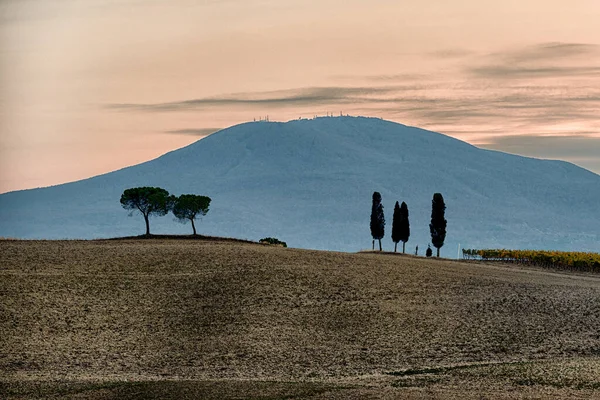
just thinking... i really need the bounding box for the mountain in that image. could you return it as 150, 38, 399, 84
1, 116, 599, 254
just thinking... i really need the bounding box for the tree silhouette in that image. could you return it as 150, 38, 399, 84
120, 187, 173, 236
172, 194, 211, 235
399, 201, 410, 253
429, 193, 447, 257
392, 201, 410, 253
391, 201, 401, 252
370, 191, 385, 251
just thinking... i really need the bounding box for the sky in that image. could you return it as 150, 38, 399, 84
1, 0, 599, 193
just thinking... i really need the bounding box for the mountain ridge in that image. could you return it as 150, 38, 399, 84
1, 116, 599, 254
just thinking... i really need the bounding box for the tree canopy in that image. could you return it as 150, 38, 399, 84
120, 187, 173, 235
172, 194, 211, 235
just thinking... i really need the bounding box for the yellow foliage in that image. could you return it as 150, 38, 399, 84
462, 248, 600, 272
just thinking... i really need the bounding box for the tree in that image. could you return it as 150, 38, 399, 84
429, 192, 447, 257
399, 202, 410, 253
120, 187, 173, 236
172, 194, 211, 235
396, 202, 410, 254
426, 245, 433, 257
391, 201, 401, 252
370, 191, 385, 251
392, 201, 411, 253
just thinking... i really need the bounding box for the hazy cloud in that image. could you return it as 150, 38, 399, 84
477, 134, 600, 173
0, 0, 175, 23
470, 65, 600, 79
468, 42, 600, 79
112, 81, 600, 142
164, 128, 220, 136
428, 48, 474, 59
108, 86, 401, 112
503, 42, 600, 63
108, 42, 600, 153
479, 134, 600, 158
332, 73, 432, 83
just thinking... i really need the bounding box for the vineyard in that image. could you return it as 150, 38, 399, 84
462, 248, 600, 273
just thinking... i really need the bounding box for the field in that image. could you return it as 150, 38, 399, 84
2, 239, 600, 399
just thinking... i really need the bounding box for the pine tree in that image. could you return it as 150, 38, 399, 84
172, 194, 211, 235
429, 193, 447, 257
370, 192, 385, 251
120, 187, 173, 236
391, 201, 401, 252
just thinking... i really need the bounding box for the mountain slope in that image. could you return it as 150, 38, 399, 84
1, 116, 599, 253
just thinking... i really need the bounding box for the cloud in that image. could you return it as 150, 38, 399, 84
468, 42, 600, 79
332, 73, 432, 83
108, 42, 600, 154
112, 81, 600, 143
478, 134, 600, 157
503, 42, 600, 63
428, 48, 474, 59
470, 65, 600, 79
109, 82, 600, 141
476, 134, 600, 174
164, 128, 220, 136
107, 86, 401, 112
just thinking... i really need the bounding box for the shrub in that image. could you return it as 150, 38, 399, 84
260, 237, 287, 247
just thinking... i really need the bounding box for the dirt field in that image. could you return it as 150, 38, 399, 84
1, 239, 600, 399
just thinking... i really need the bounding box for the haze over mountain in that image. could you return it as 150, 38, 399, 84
1, 116, 599, 254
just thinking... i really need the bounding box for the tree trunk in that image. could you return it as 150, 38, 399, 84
394, 242, 397, 253
378, 239, 382, 251
191, 218, 197, 235
144, 214, 150, 236
402, 242, 406, 254
437, 247, 440, 257
372, 240, 374, 250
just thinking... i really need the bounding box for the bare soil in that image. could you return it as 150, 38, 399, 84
1, 239, 600, 398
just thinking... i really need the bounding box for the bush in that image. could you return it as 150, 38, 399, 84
259, 237, 287, 247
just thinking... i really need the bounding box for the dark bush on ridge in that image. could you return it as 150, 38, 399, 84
259, 237, 287, 247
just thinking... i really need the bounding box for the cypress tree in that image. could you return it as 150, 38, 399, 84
370, 192, 385, 251
391, 201, 401, 252
399, 201, 410, 253
429, 193, 447, 257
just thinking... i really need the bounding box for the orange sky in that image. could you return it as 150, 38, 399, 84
1, 0, 600, 193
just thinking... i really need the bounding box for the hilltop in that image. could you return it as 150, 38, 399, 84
0, 116, 599, 252
2, 239, 600, 398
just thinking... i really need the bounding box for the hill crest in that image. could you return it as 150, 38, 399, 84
0, 116, 598, 253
